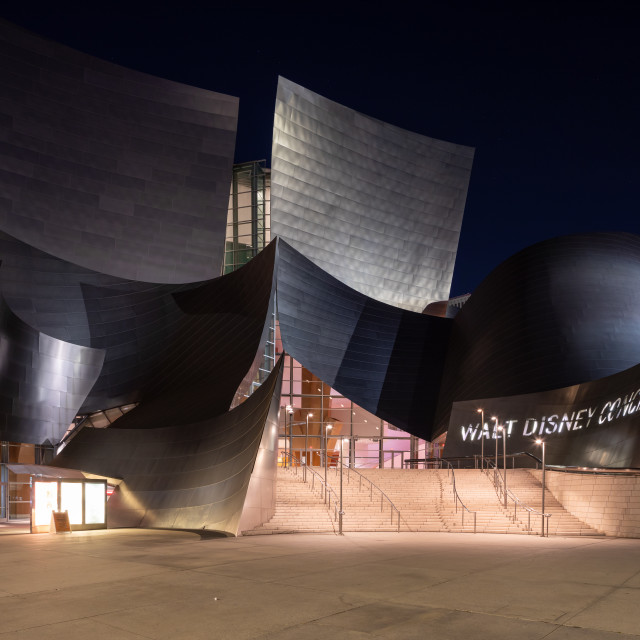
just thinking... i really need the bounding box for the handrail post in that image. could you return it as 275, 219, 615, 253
339, 439, 344, 535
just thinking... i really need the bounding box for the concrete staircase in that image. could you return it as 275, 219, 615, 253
360, 469, 524, 534
244, 467, 336, 534
505, 469, 603, 536
243, 466, 601, 537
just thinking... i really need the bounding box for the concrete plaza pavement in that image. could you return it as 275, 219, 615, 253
0, 529, 639, 639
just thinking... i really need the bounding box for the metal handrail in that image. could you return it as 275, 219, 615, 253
431, 458, 477, 533
281, 452, 342, 526
326, 461, 404, 532
541, 466, 640, 477
483, 458, 551, 536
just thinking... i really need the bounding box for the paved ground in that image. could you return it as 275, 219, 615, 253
0, 529, 639, 639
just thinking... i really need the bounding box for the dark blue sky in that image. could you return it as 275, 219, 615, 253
3, 2, 639, 297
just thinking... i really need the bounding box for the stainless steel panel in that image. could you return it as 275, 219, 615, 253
446, 361, 640, 468
52, 359, 284, 535
277, 240, 450, 438
272, 77, 474, 312
0, 18, 237, 283
435, 233, 640, 438
0, 297, 104, 444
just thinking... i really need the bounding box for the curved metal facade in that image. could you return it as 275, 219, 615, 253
110, 240, 277, 428
271, 77, 474, 312
445, 361, 640, 468
0, 18, 237, 283
7, 18, 640, 483
0, 231, 276, 440
436, 233, 640, 438
277, 239, 451, 438
0, 20, 285, 532
0, 297, 104, 444
52, 358, 283, 534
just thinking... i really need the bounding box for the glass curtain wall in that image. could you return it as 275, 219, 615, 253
224, 161, 270, 274
0, 442, 53, 522
275, 324, 436, 469
224, 160, 275, 400
223, 159, 435, 464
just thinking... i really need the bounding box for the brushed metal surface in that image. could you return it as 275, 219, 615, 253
0, 297, 104, 444
52, 358, 283, 535
277, 239, 451, 438
272, 77, 474, 312
445, 361, 640, 468
435, 233, 640, 437
0, 232, 277, 440
110, 240, 278, 428
0, 18, 237, 283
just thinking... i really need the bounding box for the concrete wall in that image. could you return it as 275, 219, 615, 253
531, 469, 640, 538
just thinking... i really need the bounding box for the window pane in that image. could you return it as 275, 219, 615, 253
60, 482, 83, 525
34, 482, 58, 526
85, 483, 105, 524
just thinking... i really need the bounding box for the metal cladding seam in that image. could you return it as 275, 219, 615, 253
435, 232, 640, 437
0, 231, 277, 437
271, 76, 474, 312
276, 238, 451, 439
445, 360, 640, 468
0, 18, 237, 283
52, 357, 283, 534
104, 239, 278, 428
0, 296, 104, 444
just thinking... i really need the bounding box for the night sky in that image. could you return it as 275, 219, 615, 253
2, 2, 639, 297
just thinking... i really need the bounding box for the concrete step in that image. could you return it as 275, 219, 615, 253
241, 466, 601, 537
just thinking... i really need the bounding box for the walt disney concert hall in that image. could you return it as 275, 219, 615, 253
1, 18, 639, 536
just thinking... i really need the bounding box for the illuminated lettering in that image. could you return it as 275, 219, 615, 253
477, 422, 491, 439
610, 398, 621, 421
573, 408, 587, 429
599, 402, 610, 425
623, 389, 640, 415
586, 406, 596, 427
523, 419, 537, 436
557, 412, 575, 432
621, 395, 633, 418
545, 415, 558, 434
506, 420, 517, 435
461, 425, 478, 441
